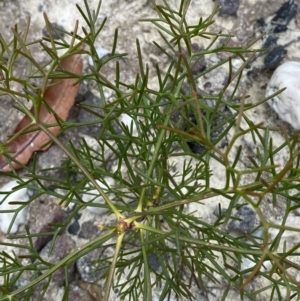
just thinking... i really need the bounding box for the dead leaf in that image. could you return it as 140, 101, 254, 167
0, 54, 83, 172
77, 281, 103, 301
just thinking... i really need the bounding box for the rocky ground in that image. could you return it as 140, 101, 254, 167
0, 0, 300, 300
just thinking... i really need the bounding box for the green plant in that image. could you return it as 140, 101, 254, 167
1, 0, 300, 300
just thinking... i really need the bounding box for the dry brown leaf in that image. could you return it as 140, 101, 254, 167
0, 54, 83, 172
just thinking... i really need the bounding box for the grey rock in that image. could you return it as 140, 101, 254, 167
273, 24, 288, 33
185, 103, 232, 154
78, 221, 101, 239
213, 205, 227, 217
42, 22, 65, 40
182, 43, 206, 75
148, 252, 161, 271
29, 203, 68, 252
68, 219, 80, 235
219, 0, 240, 16
262, 36, 278, 49
228, 206, 257, 234
170, 83, 232, 155
264, 46, 287, 69
39, 234, 76, 286
271, 0, 298, 26
76, 248, 107, 282
75, 85, 104, 138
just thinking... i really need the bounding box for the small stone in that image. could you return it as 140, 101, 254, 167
88, 47, 110, 65
185, 104, 232, 154
76, 248, 107, 282
218, 0, 240, 16
78, 221, 101, 239
228, 206, 256, 234
262, 36, 278, 49
68, 219, 80, 235
81, 178, 115, 215
76, 88, 103, 137
182, 43, 206, 75
29, 204, 68, 251
0, 180, 29, 234
42, 22, 65, 40
39, 234, 76, 286
273, 24, 288, 33
271, 0, 298, 26
148, 252, 161, 271
213, 205, 227, 217
264, 46, 287, 69
266, 61, 300, 129
256, 18, 266, 27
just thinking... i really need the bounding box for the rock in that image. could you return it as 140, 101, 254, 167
81, 179, 115, 215
68, 212, 81, 235
266, 61, 300, 129
169, 83, 232, 155
184, 103, 232, 154
75, 87, 104, 137
271, 0, 298, 27
228, 206, 257, 234
182, 43, 206, 75
213, 205, 227, 217
76, 248, 107, 282
218, 0, 240, 16
78, 221, 101, 239
262, 36, 278, 49
68, 219, 80, 235
42, 22, 65, 39
37, 146, 66, 177
0, 179, 29, 234
29, 204, 68, 252
39, 234, 76, 286
148, 252, 161, 271
88, 47, 111, 66
273, 24, 288, 33
264, 46, 287, 69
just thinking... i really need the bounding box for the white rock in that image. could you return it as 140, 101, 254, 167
88, 47, 110, 65
81, 178, 115, 215
266, 61, 300, 129
269, 215, 300, 240
0, 180, 29, 234
240, 255, 271, 273
120, 113, 136, 131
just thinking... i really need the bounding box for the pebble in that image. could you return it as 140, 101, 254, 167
266, 61, 300, 129
76, 248, 107, 282
264, 46, 287, 69
228, 206, 257, 234
0, 180, 29, 234
39, 233, 76, 286
271, 0, 298, 27
218, 0, 240, 16
81, 178, 115, 215
42, 22, 65, 39
148, 252, 161, 271
78, 221, 101, 239
68, 219, 80, 235
88, 47, 110, 65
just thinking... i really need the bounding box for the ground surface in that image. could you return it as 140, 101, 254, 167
0, 0, 300, 300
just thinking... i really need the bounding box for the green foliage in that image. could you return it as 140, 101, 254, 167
1, 0, 300, 300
